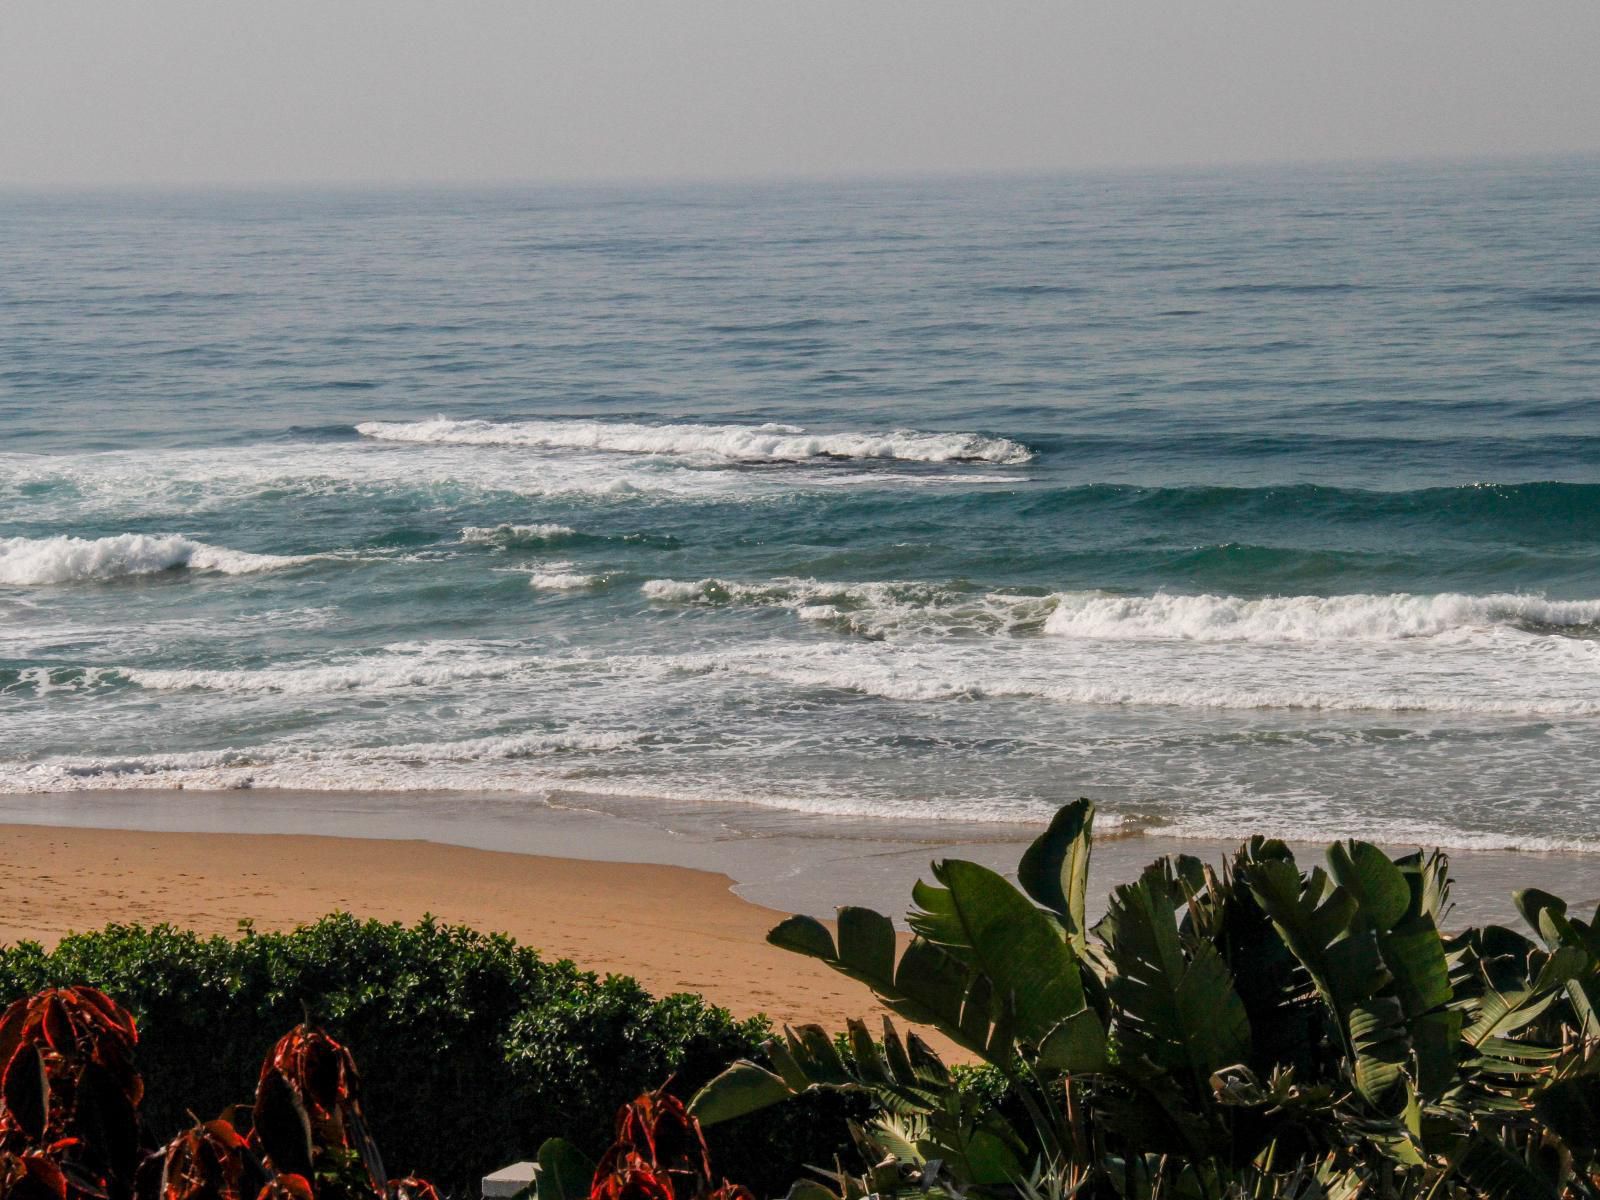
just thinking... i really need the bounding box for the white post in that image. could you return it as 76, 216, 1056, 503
482, 1162, 538, 1200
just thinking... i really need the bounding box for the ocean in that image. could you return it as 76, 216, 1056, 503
2, 157, 1598, 854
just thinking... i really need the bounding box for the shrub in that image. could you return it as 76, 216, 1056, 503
0, 915, 838, 1198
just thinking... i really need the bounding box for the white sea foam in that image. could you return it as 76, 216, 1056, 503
0, 728, 645, 794
0, 534, 313, 586
121, 642, 526, 694
356, 416, 1034, 465
1042, 591, 1600, 644
460, 523, 576, 545
641, 576, 1054, 637
665, 638, 1600, 717
644, 578, 1600, 646
527, 570, 604, 591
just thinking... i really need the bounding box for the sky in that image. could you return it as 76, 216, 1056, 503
3, 1, 1598, 187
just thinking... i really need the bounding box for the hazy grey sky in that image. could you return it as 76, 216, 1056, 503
3, 1, 1597, 186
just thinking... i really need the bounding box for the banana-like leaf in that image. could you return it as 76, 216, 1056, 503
768, 912, 977, 1050
533, 1139, 593, 1200
1017, 798, 1095, 950
688, 1061, 796, 1126
1348, 998, 1408, 1110
908, 858, 1087, 1045
1242, 856, 1380, 1028
1327, 841, 1410, 932
1527, 904, 1600, 1041
1455, 1129, 1562, 1200
1035, 1007, 1108, 1074
1097, 864, 1250, 1095
1374, 921, 1453, 1020
1410, 1008, 1462, 1101
692, 1018, 956, 1130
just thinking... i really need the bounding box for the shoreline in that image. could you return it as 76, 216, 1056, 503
0, 786, 1594, 931
0, 822, 896, 1036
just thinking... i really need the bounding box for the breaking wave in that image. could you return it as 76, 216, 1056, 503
0, 534, 314, 586
356, 416, 1034, 465
460, 523, 576, 545
642, 578, 1600, 645
1041, 591, 1600, 643
119, 642, 527, 694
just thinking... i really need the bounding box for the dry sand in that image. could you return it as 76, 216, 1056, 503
0, 823, 907, 1036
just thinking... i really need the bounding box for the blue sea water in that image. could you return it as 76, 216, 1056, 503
2, 157, 1598, 851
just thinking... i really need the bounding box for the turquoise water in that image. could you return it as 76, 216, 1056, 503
2, 158, 1598, 850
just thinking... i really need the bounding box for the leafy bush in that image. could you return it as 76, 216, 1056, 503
0, 915, 838, 1198
693, 800, 1600, 1199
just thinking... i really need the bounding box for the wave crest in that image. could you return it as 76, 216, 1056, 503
1043, 591, 1600, 643
0, 534, 313, 586
356, 416, 1034, 465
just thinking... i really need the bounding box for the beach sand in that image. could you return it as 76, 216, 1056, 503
0, 823, 909, 1035
0, 789, 1592, 1045
0, 823, 916, 1039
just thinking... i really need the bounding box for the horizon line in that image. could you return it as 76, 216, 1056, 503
3, 146, 1597, 196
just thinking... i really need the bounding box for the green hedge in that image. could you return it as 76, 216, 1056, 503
0, 913, 850, 1198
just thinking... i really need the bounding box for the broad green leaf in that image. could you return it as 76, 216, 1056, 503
769, 914, 840, 962
768, 909, 980, 1048
845, 1017, 889, 1085
1376, 920, 1452, 1018
1036, 1007, 1108, 1074
1327, 841, 1410, 931
838, 906, 896, 985
688, 1061, 795, 1126
1410, 1008, 1462, 1100
1243, 856, 1378, 1026
1017, 798, 1095, 949
909, 858, 1086, 1044
1349, 997, 1408, 1109
1098, 864, 1250, 1093
1456, 1129, 1562, 1200
534, 1139, 594, 1200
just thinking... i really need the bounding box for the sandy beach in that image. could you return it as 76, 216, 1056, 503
1, 791, 1594, 1039
0, 822, 898, 1035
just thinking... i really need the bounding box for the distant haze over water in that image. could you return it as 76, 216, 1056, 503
2, 158, 1598, 852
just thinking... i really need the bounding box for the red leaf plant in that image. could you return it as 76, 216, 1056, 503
249, 1027, 386, 1200
589, 1090, 752, 1200
0, 987, 438, 1200
0, 988, 144, 1200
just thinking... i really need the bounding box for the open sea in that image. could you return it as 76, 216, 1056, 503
3, 157, 1598, 853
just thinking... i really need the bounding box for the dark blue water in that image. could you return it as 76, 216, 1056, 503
3, 158, 1598, 850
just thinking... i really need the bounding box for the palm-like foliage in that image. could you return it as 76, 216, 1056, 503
690, 801, 1600, 1199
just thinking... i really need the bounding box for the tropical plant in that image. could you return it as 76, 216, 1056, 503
0, 987, 145, 1200
690, 800, 1600, 1199
0, 984, 443, 1200
527, 1087, 754, 1200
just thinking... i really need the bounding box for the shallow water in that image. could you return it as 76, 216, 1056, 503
3, 159, 1598, 851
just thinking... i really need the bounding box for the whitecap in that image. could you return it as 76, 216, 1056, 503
0, 533, 314, 586
356, 415, 1034, 465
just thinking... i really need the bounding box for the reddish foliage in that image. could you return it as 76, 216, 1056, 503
0, 991, 437, 1200
0, 987, 143, 1144
254, 1030, 359, 1148
0, 988, 144, 1200
0, 1151, 71, 1200
154, 1121, 250, 1200
603, 1091, 711, 1197
588, 1089, 753, 1200
253, 1176, 313, 1200
589, 1155, 674, 1200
